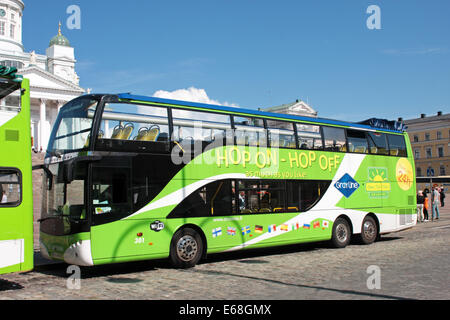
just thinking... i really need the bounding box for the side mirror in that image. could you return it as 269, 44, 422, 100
65, 155, 102, 183
32, 164, 53, 190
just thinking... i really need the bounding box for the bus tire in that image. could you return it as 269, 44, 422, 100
359, 215, 378, 245
170, 227, 203, 269
331, 217, 351, 248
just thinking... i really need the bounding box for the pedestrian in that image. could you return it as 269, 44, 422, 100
423, 193, 429, 221
239, 191, 245, 211
431, 187, 440, 221
416, 191, 424, 223
440, 187, 445, 207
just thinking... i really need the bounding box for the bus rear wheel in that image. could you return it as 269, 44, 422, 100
170, 227, 203, 269
331, 217, 351, 248
359, 216, 378, 245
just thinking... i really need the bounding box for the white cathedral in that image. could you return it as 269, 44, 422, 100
0, 0, 84, 151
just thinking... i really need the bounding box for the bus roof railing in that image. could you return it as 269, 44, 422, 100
117, 93, 405, 134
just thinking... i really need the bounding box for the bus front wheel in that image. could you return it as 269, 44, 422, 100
331, 217, 351, 248
170, 227, 203, 269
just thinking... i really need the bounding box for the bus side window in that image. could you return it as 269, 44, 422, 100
387, 134, 407, 157
99, 103, 170, 143
367, 132, 389, 155
296, 124, 322, 150
261, 181, 286, 213
0, 168, 21, 207
169, 180, 234, 218
168, 179, 332, 218
236, 180, 260, 214
322, 127, 346, 152
236, 180, 286, 214
347, 129, 369, 154
210, 180, 234, 216
171, 109, 232, 148
266, 121, 296, 148
286, 180, 330, 212
234, 116, 267, 147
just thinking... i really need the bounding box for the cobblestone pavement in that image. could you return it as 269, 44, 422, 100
1, 207, 449, 300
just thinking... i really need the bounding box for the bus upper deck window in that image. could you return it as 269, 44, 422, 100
296, 124, 322, 150
172, 109, 232, 145
234, 116, 267, 147
347, 129, 369, 154
387, 134, 407, 157
322, 127, 346, 152
99, 103, 169, 142
267, 121, 296, 149
367, 132, 389, 155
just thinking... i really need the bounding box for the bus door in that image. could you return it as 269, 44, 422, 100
89, 157, 151, 263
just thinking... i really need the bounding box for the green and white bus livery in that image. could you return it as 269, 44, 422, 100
40, 93, 416, 268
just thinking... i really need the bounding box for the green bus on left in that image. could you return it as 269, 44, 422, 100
0, 66, 33, 275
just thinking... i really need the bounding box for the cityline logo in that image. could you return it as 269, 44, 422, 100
334, 173, 360, 198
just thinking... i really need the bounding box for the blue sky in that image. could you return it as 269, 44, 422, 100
23, 0, 450, 121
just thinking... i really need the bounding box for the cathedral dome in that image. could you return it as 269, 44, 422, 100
49, 23, 71, 47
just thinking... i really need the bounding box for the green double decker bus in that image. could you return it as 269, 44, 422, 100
0, 67, 33, 275
39, 93, 416, 268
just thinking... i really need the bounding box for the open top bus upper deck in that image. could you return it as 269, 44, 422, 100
116, 93, 406, 134
55, 92, 406, 136
45, 92, 409, 163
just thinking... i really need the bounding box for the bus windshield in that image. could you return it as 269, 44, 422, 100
47, 97, 99, 155
41, 162, 87, 221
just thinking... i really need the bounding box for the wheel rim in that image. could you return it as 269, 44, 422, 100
336, 223, 348, 243
176, 235, 198, 262
363, 220, 376, 240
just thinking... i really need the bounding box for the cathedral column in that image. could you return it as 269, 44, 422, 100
39, 98, 47, 151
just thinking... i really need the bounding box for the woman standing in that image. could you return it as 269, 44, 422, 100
423, 191, 429, 222
416, 191, 424, 223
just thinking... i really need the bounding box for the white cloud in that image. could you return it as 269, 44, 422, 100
153, 87, 239, 108
381, 48, 448, 55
